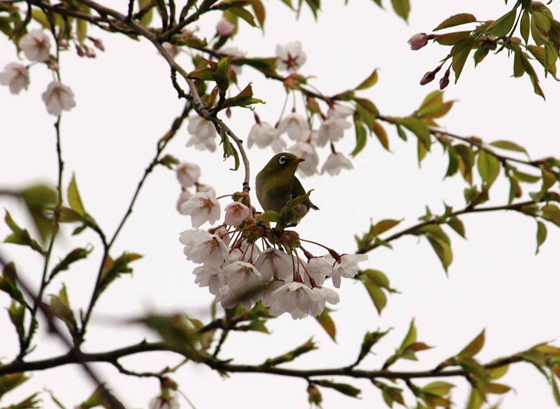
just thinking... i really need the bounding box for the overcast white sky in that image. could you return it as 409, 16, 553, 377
1, 1, 560, 408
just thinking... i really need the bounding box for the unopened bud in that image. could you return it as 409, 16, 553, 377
84, 45, 96, 58
216, 18, 235, 36
76, 44, 85, 57
408, 32, 429, 51
88, 37, 105, 52
420, 64, 442, 86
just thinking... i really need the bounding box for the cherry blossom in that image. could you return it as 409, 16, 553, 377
248, 122, 280, 149
187, 116, 216, 140
187, 134, 217, 152
270, 281, 319, 319
19, 30, 51, 62
216, 282, 261, 310
254, 248, 293, 282
193, 265, 223, 295
209, 225, 231, 247
278, 112, 310, 141
148, 390, 180, 409
317, 115, 352, 147
176, 162, 201, 188
0, 63, 29, 95
408, 33, 429, 50
304, 256, 332, 286
180, 229, 229, 267
289, 142, 319, 177
41, 81, 76, 116
176, 189, 193, 213
162, 42, 181, 58
325, 253, 369, 288
321, 152, 354, 175
224, 202, 251, 226
310, 286, 340, 316
223, 261, 263, 291
276, 41, 307, 72
217, 18, 235, 36
180, 189, 221, 227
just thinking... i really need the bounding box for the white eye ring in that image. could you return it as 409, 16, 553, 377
279, 156, 287, 165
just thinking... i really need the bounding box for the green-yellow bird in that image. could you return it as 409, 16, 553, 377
256, 152, 319, 224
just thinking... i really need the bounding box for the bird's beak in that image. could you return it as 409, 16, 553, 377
295, 156, 305, 163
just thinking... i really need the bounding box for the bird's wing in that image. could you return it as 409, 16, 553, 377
292, 176, 319, 211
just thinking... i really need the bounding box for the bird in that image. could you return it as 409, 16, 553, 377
256, 152, 319, 225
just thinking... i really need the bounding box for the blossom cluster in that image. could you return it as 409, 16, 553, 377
176, 170, 368, 319
181, 33, 355, 177
0, 30, 76, 116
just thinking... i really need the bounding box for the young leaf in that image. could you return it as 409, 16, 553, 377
477, 150, 501, 187
489, 140, 529, 158
355, 69, 379, 91
536, 220, 547, 254
351, 118, 368, 157
391, 0, 410, 22
315, 307, 336, 342
433, 13, 477, 31
457, 329, 485, 359
313, 380, 361, 398
263, 338, 317, 366
451, 36, 476, 82
68, 173, 86, 216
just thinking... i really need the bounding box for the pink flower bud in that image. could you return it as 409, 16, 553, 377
48, 60, 59, 71
224, 202, 251, 226
89, 37, 105, 52
216, 18, 235, 36
59, 39, 68, 49
84, 45, 96, 58
408, 33, 429, 50
76, 44, 85, 57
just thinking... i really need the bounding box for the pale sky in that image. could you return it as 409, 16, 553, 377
1, 1, 560, 408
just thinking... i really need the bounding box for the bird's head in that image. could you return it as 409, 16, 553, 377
261, 152, 305, 176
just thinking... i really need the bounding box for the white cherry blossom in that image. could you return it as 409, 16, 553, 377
193, 265, 223, 295
0, 63, 29, 95
209, 225, 230, 247
187, 134, 217, 152
321, 152, 354, 175
276, 41, 307, 72
223, 261, 263, 292
176, 189, 193, 213
324, 253, 368, 288
317, 116, 352, 147
304, 257, 332, 286
41, 81, 76, 116
187, 116, 216, 140
278, 112, 310, 141
180, 230, 228, 267
176, 162, 200, 188
216, 18, 235, 36
19, 30, 51, 62
289, 142, 319, 177
248, 122, 280, 149
310, 286, 340, 316
224, 202, 251, 226
254, 248, 293, 282
270, 281, 319, 319
180, 189, 221, 228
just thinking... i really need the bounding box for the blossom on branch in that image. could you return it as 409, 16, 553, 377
217, 18, 235, 36
278, 112, 310, 141
408, 32, 429, 50
321, 152, 354, 175
0, 63, 29, 95
276, 41, 307, 72
179, 229, 229, 267
176, 162, 201, 188
224, 202, 251, 226
248, 121, 280, 149
41, 81, 76, 116
19, 30, 51, 62
325, 253, 368, 288
180, 189, 221, 227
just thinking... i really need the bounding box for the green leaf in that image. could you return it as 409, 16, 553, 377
68, 174, 86, 216
447, 216, 466, 238
354, 329, 391, 366
49, 247, 91, 281
138, 0, 154, 26
362, 275, 387, 314
400, 117, 431, 149
465, 388, 483, 409
313, 380, 361, 398
458, 329, 485, 359
477, 150, 501, 187
541, 204, 560, 227
228, 5, 257, 27
512, 169, 540, 184
433, 13, 476, 31
251, 0, 265, 28
76, 17, 88, 43
486, 8, 518, 37
355, 69, 379, 91
0, 263, 26, 306
3, 211, 43, 254
435, 30, 471, 46
489, 140, 529, 158
237, 57, 278, 77
8, 301, 26, 342
372, 219, 401, 236
98, 252, 142, 294
263, 338, 317, 366
422, 381, 455, 397
373, 121, 390, 151
0, 373, 29, 400
315, 307, 336, 342
223, 83, 264, 108
536, 220, 547, 254
391, 0, 410, 22
50, 285, 78, 335
451, 36, 476, 82
142, 314, 201, 361
521, 9, 530, 44
542, 167, 556, 190
351, 118, 368, 157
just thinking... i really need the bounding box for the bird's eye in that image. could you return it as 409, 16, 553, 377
279, 156, 287, 165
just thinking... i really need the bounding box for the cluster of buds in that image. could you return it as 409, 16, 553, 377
176, 174, 368, 319
420, 64, 452, 90
0, 29, 76, 116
